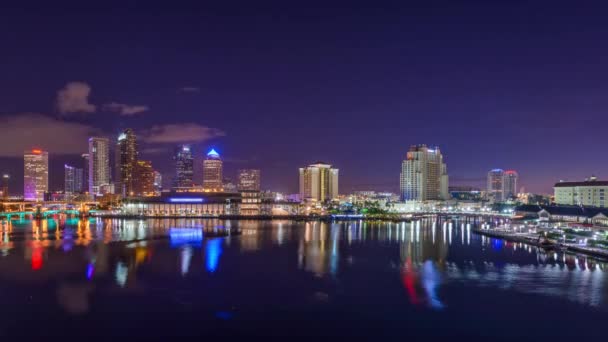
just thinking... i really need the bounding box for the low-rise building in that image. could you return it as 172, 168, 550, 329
554, 176, 608, 208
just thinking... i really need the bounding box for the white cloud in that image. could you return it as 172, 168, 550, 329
141, 123, 225, 143
56, 82, 96, 115
104, 102, 149, 116
0, 113, 99, 156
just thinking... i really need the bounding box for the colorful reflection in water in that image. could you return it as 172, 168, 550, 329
0, 217, 607, 338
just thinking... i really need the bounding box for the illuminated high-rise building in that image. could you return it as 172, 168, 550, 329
399, 145, 448, 201
238, 169, 261, 191
133, 160, 155, 196
299, 162, 339, 202
24, 149, 48, 201
203, 149, 223, 192
88, 137, 110, 196
64, 164, 84, 195
115, 129, 138, 196
153, 171, 162, 195
503, 170, 519, 200
173, 145, 194, 189
487, 169, 505, 202
1, 174, 9, 200
82, 153, 89, 193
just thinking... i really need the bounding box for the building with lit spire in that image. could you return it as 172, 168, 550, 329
203, 148, 223, 192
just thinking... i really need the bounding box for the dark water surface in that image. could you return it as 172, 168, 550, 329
0, 217, 606, 339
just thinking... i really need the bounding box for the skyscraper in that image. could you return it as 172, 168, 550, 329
238, 169, 261, 191
203, 149, 223, 192
82, 153, 89, 193
503, 170, 519, 200
487, 169, 505, 202
64, 164, 84, 195
299, 162, 339, 202
89, 137, 110, 196
153, 171, 162, 195
173, 145, 194, 189
399, 145, 448, 201
1, 174, 9, 200
116, 129, 138, 196
24, 149, 48, 201
134, 160, 155, 196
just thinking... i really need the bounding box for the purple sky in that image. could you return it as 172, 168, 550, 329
1, 2, 608, 195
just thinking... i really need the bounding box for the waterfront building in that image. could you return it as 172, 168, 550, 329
82, 153, 89, 193
64, 165, 84, 195
487, 169, 505, 202
24, 149, 48, 201
399, 145, 448, 201
554, 176, 608, 208
115, 129, 138, 197
89, 137, 110, 196
203, 149, 223, 192
299, 162, 339, 202
240, 190, 261, 215
449, 186, 482, 201
503, 170, 518, 200
153, 171, 162, 195
120, 192, 239, 216
516, 204, 608, 226
133, 160, 155, 196
1, 174, 9, 200
238, 169, 261, 191
173, 145, 194, 189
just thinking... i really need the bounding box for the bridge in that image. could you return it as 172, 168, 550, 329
0, 201, 97, 220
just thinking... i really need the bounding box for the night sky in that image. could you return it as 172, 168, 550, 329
1, 2, 608, 195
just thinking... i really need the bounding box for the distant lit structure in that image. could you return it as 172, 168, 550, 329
400, 145, 448, 201
115, 129, 138, 196
89, 137, 110, 196
82, 153, 89, 193
1, 174, 9, 200
173, 145, 194, 189
223, 178, 238, 193
134, 160, 155, 196
238, 169, 261, 191
203, 149, 223, 192
64, 164, 84, 195
299, 162, 339, 202
487, 169, 505, 202
503, 170, 518, 200
24, 149, 48, 201
554, 176, 608, 208
153, 171, 162, 195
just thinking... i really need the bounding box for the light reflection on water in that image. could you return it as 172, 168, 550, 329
0, 216, 607, 317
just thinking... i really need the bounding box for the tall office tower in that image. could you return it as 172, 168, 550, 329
115, 129, 138, 196
298, 162, 339, 202
487, 169, 505, 202
238, 169, 261, 191
173, 145, 194, 189
399, 145, 449, 201
203, 149, 223, 192
133, 160, 155, 196
153, 171, 162, 195
1, 174, 9, 200
88, 137, 110, 196
503, 170, 519, 200
64, 165, 84, 195
24, 149, 49, 201
82, 153, 89, 193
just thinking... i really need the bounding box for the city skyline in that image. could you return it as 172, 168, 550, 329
2, 4, 608, 194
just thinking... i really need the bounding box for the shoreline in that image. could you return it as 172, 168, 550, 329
472, 228, 608, 260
